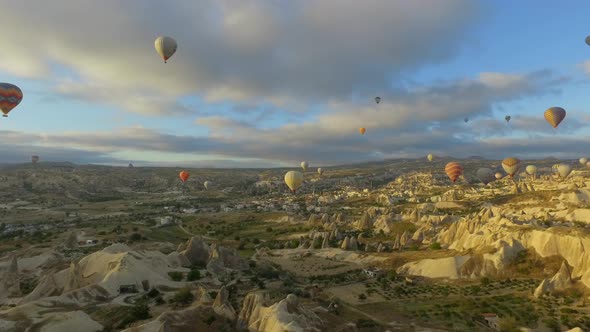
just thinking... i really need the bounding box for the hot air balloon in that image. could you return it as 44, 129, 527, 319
544, 107, 566, 129
525, 165, 537, 176
505, 115, 511, 123
31, 155, 39, 164
445, 162, 463, 183
476, 168, 495, 185
586, 35, 590, 46
586, 161, 590, 169
427, 154, 433, 162
204, 181, 212, 190
495, 172, 503, 180
179, 171, 190, 183
501, 157, 521, 178
317, 168, 324, 176
154, 36, 177, 63
0, 83, 23, 117
374, 96, 381, 104
128, 163, 134, 168
557, 164, 572, 178
284, 171, 303, 192
359, 127, 366, 135
301, 161, 308, 172
580, 157, 588, 165
464, 117, 469, 123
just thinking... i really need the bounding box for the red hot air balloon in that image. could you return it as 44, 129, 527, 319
445, 162, 463, 183
179, 171, 190, 182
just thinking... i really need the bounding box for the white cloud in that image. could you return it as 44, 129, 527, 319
0, 0, 481, 115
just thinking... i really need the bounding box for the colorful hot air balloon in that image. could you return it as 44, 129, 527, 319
179, 170, 190, 183
544, 107, 566, 129
284, 171, 303, 192
204, 181, 212, 190
317, 168, 324, 176
445, 162, 463, 183
525, 165, 537, 176
359, 127, 366, 135
427, 154, 433, 162
495, 172, 503, 180
0, 83, 23, 117
374, 96, 381, 104
154, 36, 177, 63
505, 115, 511, 123
301, 161, 308, 172
501, 157, 521, 178
476, 168, 495, 185
31, 155, 39, 164
580, 157, 588, 165
557, 164, 572, 178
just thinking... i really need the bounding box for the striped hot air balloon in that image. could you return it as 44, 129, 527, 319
445, 162, 463, 183
502, 157, 521, 178
0, 83, 23, 117
544, 107, 566, 129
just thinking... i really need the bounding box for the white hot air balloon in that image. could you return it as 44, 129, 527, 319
300, 161, 308, 172
495, 172, 503, 180
427, 154, 433, 162
580, 157, 588, 165
556, 164, 572, 179
204, 181, 212, 190
284, 171, 304, 192
525, 165, 537, 180
154, 36, 178, 63
317, 168, 324, 176
525, 165, 537, 175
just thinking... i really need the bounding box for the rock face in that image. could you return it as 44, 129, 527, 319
237, 292, 323, 332
213, 286, 237, 321
63, 260, 84, 293
180, 236, 211, 266
431, 208, 590, 287
0, 255, 20, 299
534, 261, 573, 298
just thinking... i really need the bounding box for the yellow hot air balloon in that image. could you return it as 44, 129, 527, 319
544, 107, 566, 129
284, 171, 303, 192
501, 157, 521, 178
301, 161, 308, 172
154, 36, 178, 63
359, 127, 366, 135
427, 154, 433, 162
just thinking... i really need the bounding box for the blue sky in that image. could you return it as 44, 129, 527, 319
1, 1, 590, 167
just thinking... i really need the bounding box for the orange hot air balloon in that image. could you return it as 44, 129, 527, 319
179, 171, 190, 183
0, 83, 23, 117
501, 157, 521, 178
359, 127, 366, 135
445, 162, 463, 183
544, 107, 566, 128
